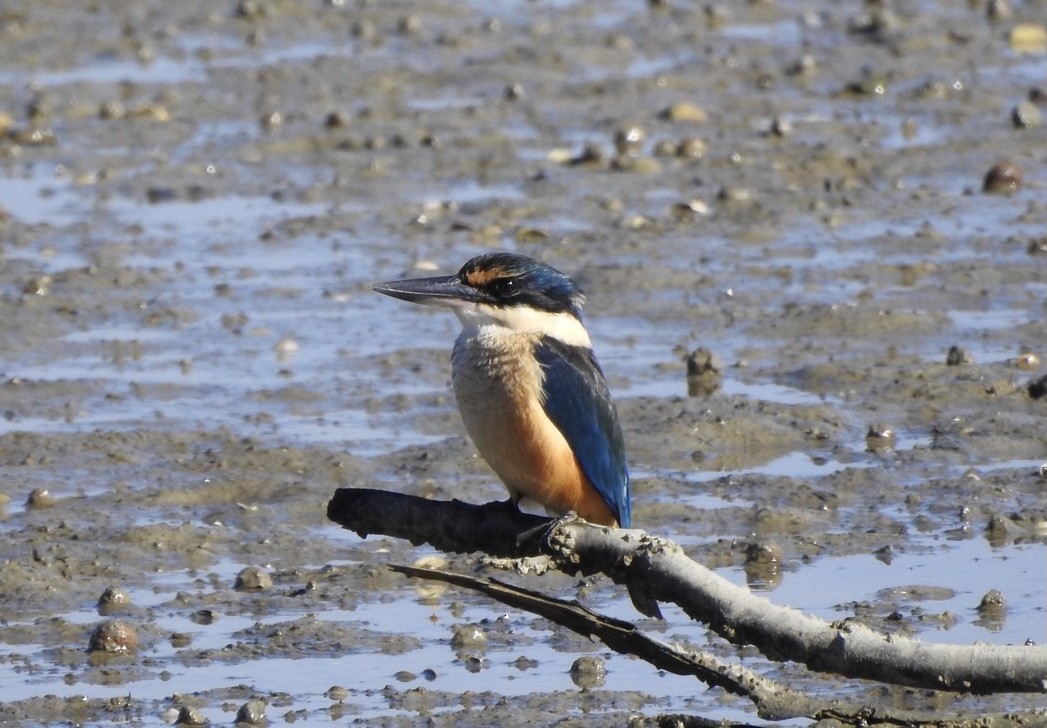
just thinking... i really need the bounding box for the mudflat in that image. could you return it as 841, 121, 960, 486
0, 1, 1044, 724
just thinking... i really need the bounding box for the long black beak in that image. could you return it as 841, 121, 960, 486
373, 274, 486, 306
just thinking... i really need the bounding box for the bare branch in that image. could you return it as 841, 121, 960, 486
327, 488, 1047, 695
389, 562, 816, 717
389, 565, 1047, 728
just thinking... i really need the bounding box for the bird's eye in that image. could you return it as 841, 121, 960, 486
491, 278, 518, 297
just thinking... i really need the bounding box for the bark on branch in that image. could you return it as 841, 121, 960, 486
327, 488, 1047, 697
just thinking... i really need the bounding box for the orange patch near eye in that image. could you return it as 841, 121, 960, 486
464, 265, 511, 288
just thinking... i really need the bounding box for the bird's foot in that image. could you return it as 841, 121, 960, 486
515, 511, 578, 551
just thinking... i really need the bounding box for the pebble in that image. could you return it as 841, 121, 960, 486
660, 101, 707, 123
982, 162, 1022, 194
945, 345, 971, 366
1014, 352, 1040, 371
234, 566, 273, 591
569, 656, 605, 690
190, 609, 218, 625
1027, 374, 1047, 400
88, 619, 138, 654
325, 686, 348, 701
235, 698, 267, 725
866, 423, 897, 452
1012, 101, 1041, 129
26, 487, 56, 509
273, 337, 299, 361
450, 624, 486, 649
744, 541, 783, 564
97, 586, 132, 615
1010, 23, 1047, 53
613, 125, 645, 156
174, 705, 207, 726
686, 347, 723, 396
977, 589, 1006, 612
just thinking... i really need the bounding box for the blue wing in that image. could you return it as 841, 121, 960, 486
534, 336, 631, 527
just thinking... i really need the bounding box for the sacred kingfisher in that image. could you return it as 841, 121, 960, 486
374, 252, 631, 528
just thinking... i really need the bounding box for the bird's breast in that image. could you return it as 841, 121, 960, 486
451, 328, 616, 525
451, 330, 548, 477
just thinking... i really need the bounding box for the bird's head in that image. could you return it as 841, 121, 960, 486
374, 253, 589, 342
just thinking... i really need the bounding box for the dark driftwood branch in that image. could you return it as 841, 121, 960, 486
390, 564, 825, 722
389, 566, 1046, 728
327, 488, 1047, 696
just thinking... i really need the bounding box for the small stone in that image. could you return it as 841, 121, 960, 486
982, 162, 1022, 194
985, 514, 1011, 545
99, 101, 126, 120
1028, 373, 1047, 400
986, 0, 1011, 20
978, 589, 1006, 610
174, 705, 207, 726
324, 110, 350, 128
567, 142, 606, 167
273, 337, 298, 361
1014, 352, 1041, 370
660, 101, 707, 123
717, 186, 752, 203
503, 83, 525, 101
945, 345, 971, 366
97, 586, 132, 616
397, 14, 422, 34
613, 125, 645, 156
235, 0, 267, 20
674, 136, 707, 158
569, 656, 606, 690
610, 155, 661, 173
744, 540, 784, 590
325, 685, 348, 701
234, 566, 272, 591
786, 54, 817, 76
1010, 23, 1047, 54
671, 198, 710, 219
260, 111, 283, 132
976, 589, 1007, 630
450, 624, 486, 649
1012, 101, 1041, 129
513, 655, 538, 670
235, 698, 267, 725
22, 275, 53, 296
88, 619, 138, 654
686, 347, 723, 396
190, 609, 218, 625
745, 541, 782, 564
769, 116, 792, 137
866, 423, 896, 452
26, 487, 56, 509
1028, 237, 1047, 256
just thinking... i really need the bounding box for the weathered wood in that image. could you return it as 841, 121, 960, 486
327, 487, 1047, 696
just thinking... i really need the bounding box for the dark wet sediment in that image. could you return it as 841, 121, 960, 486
1, 0, 1045, 724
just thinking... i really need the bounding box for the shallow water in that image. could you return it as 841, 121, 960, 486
1, 0, 1046, 725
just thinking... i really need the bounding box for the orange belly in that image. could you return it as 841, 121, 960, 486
490, 410, 617, 526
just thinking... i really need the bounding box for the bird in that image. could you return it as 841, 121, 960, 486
373, 252, 630, 528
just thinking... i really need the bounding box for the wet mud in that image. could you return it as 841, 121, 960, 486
1, 0, 1046, 725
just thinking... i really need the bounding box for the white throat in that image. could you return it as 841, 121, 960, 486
453, 302, 591, 348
